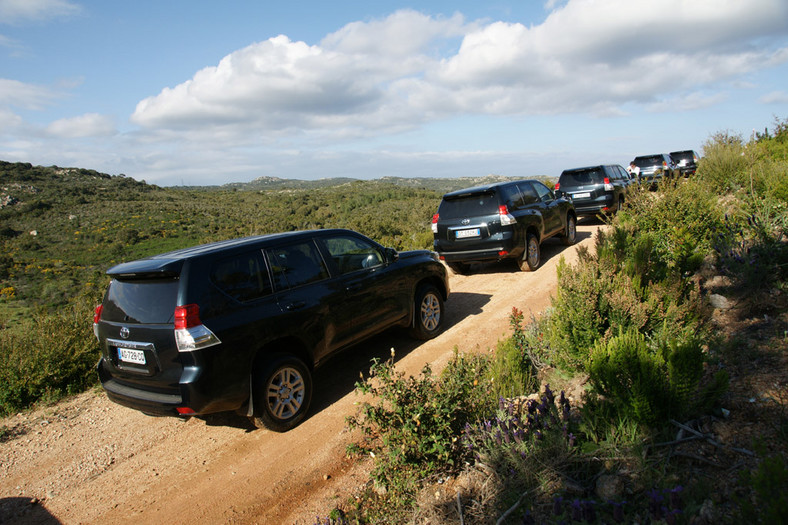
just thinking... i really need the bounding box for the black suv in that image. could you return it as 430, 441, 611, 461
93, 229, 449, 431
632, 153, 679, 186
554, 164, 631, 217
431, 179, 576, 274
669, 150, 700, 176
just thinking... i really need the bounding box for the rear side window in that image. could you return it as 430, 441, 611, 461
439, 193, 498, 218
560, 168, 603, 185
102, 279, 180, 324
517, 183, 539, 205
267, 241, 329, 290
211, 251, 272, 302
532, 181, 554, 202
499, 184, 524, 209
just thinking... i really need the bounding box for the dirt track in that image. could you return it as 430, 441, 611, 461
0, 221, 601, 525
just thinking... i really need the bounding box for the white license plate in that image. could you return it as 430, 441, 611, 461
572, 192, 591, 199
118, 347, 146, 365
455, 228, 481, 239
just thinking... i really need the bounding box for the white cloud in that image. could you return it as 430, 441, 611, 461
0, 78, 60, 109
130, 0, 788, 144
760, 91, 788, 104
0, 0, 80, 24
45, 113, 116, 138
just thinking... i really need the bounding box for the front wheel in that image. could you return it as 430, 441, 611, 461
518, 233, 541, 271
409, 284, 444, 340
251, 355, 312, 432
561, 214, 577, 246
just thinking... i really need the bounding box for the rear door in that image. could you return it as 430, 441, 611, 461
265, 239, 349, 362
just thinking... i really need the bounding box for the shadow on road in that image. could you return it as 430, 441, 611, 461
196, 290, 492, 431
0, 497, 61, 524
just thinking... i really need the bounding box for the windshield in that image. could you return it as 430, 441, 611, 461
102, 278, 179, 324
560, 168, 604, 185
634, 156, 664, 168
439, 193, 498, 218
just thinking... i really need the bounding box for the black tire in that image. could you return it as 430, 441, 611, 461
409, 284, 444, 340
518, 233, 540, 271
561, 214, 577, 246
447, 262, 469, 275
251, 354, 312, 432
617, 196, 624, 212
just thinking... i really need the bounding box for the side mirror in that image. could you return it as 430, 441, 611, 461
385, 247, 399, 263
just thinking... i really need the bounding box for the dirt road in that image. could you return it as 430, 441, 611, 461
0, 222, 600, 525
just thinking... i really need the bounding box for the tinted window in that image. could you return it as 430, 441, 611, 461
517, 183, 539, 205
102, 279, 179, 324
634, 155, 664, 168
439, 192, 498, 218
324, 234, 383, 274
560, 168, 604, 185
267, 241, 329, 290
532, 181, 554, 202
499, 184, 524, 209
211, 250, 272, 302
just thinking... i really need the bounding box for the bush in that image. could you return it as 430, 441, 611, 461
346, 350, 494, 520
0, 297, 100, 415
587, 328, 727, 426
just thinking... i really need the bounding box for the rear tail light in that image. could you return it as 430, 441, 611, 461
93, 304, 103, 341
176, 407, 196, 416
603, 177, 614, 191
499, 205, 516, 226
554, 182, 560, 191
431, 213, 439, 234
174, 304, 221, 352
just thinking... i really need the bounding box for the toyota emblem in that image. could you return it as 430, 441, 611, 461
461, 218, 470, 225
120, 326, 130, 339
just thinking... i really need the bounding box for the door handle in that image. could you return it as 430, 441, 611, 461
285, 301, 306, 311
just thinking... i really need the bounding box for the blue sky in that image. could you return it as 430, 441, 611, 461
1, 0, 787, 186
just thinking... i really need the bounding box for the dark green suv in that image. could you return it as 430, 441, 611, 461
431, 179, 576, 274
93, 229, 449, 431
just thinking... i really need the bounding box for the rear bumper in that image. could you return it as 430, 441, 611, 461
97, 357, 246, 417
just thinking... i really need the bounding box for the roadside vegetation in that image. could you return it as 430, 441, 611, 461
2, 116, 787, 523
333, 119, 788, 524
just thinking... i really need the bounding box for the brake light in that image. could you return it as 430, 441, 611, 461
176, 407, 196, 416
174, 304, 221, 352
93, 304, 103, 341
431, 213, 439, 234
554, 182, 560, 191
499, 205, 516, 226
603, 177, 613, 191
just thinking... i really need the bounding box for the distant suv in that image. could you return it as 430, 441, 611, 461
670, 150, 700, 176
554, 164, 631, 218
431, 179, 576, 274
93, 229, 449, 431
632, 153, 679, 186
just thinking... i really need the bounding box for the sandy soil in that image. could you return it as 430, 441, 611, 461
0, 222, 601, 525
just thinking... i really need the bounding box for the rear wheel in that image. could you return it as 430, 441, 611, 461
561, 214, 577, 246
518, 233, 541, 271
409, 284, 444, 340
251, 355, 312, 432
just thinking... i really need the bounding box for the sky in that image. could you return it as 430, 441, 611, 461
1, 0, 787, 187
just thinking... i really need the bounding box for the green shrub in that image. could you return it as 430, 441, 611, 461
0, 297, 100, 415
587, 328, 727, 426
345, 350, 493, 520
483, 308, 540, 398
736, 448, 788, 523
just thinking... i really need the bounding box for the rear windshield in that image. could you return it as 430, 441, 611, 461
101, 278, 179, 324
439, 193, 499, 218
671, 151, 694, 162
560, 168, 604, 185
634, 156, 664, 168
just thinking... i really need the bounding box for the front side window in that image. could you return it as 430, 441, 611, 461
532, 181, 555, 202
211, 251, 272, 302
323, 235, 383, 274
267, 241, 329, 289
